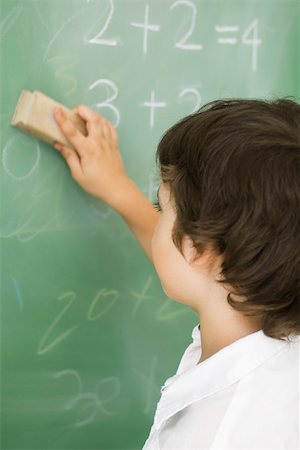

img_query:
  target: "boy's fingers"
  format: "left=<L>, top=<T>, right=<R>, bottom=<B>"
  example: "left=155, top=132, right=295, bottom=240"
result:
left=75, top=104, right=113, bottom=140
left=54, top=143, right=82, bottom=179
left=102, top=122, right=110, bottom=140
left=75, top=104, right=101, bottom=122
left=54, top=108, right=86, bottom=157
left=105, top=121, right=113, bottom=141
left=108, top=122, right=118, bottom=146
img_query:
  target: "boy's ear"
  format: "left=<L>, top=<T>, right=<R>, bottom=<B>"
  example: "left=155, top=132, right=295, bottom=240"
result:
left=181, top=235, right=203, bottom=265
left=181, top=235, right=219, bottom=270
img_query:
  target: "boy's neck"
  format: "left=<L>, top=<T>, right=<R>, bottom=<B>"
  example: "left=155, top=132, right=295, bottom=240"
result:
left=197, top=313, right=262, bottom=364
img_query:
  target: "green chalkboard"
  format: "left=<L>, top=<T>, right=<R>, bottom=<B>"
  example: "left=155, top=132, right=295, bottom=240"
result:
left=1, top=0, right=299, bottom=448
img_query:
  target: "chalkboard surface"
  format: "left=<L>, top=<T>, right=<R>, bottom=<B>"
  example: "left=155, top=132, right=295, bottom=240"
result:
left=1, top=0, right=299, bottom=449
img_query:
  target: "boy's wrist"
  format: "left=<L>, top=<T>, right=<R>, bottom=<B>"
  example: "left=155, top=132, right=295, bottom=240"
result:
left=98, top=175, right=140, bottom=213
left=97, top=175, right=159, bottom=263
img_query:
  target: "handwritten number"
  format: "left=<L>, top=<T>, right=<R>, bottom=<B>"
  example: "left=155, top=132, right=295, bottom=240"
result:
left=88, top=79, right=120, bottom=127
left=178, top=87, right=202, bottom=114
left=242, top=19, right=262, bottom=72
left=47, top=55, right=78, bottom=96
left=170, top=0, right=203, bottom=50
left=37, top=292, right=79, bottom=355
left=53, top=369, right=83, bottom=410
left=2, top=137, right=40, bottom=181
left=87, top=0, right=118, bottom=46
left=87, top=288, right=119, bottom=321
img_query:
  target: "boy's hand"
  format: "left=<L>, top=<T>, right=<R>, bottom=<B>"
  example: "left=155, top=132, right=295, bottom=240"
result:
left=53, top=104, right=160, bottom=263
left=53, top=105, right=129, bottom=205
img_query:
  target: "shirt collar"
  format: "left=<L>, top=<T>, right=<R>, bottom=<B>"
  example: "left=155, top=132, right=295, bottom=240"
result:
left=191, top=323, right=201, bottom=342
left=154, top=325, right=296, bottom=430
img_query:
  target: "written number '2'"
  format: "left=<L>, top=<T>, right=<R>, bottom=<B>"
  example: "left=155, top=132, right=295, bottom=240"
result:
left=87, top=0, right=203, bottom=52
left=87, top=0, right=119, bottom=46
left=37, top=292, right=79, bottom=355
left=171, top=0, right=203, bottom=50
left=37, top=289, right=119, bottom=356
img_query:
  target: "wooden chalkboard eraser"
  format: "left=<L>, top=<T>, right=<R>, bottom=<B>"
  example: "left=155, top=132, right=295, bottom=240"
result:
left=11, top=90, right=88, bottom=150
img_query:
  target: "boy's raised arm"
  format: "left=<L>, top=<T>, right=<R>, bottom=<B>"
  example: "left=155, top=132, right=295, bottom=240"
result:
left=53, top=104, right=159, bottom=264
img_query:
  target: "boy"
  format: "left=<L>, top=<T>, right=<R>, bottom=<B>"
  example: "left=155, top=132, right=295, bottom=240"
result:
left=53, top=98, right=300, bottom=449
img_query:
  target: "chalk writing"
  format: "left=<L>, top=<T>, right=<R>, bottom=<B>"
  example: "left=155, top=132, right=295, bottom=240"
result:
left=170, top=0, right=203, bottom=50
left=179, top=86, right=202, bottom=113
left=142, top=90, right=167, bottom=128
left=47, top=55, right=79, bottom=96
left=129, top=276, right=154, bottom=316
left=0, top=5, right=23, bottom=40
left=11, top=277, right=23, bottom=310
left=216, top=25, right=239, bottom=44
left=3, top=0, right=293, bottom=445
left=53, top=369, right=83, bottom=410
left=2, top=136, right=40, bottom=180
left=36, top=276, right=186, bottom=356
left=132, top=356, right=159, bottom=414
left=37, top=287, right=120, bottom=354
left=37, top=292, right=79, bottom=355
left=43, top=8, right=88, bottom=63
left=52, top=369, right=120, bottom=426
left=88, top=79, right=120, bottom=126
left=87, top=288, right=119, bottom=321
left=242, top=19, right=261, bottom=72
left=130, top=4, right=160, bottom=55
left=96, top=376, right=121, bottom=415
left=216, top=19, right=261, bottom=71
left=83, top=1, right=261, bottom=72
left=87, top=0, right=120, bottom=46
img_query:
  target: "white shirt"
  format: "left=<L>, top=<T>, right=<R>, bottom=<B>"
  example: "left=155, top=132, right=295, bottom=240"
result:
left=142, top=324, right=300, bottom=450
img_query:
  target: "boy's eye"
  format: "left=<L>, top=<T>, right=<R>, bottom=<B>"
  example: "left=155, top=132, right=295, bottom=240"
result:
left=153, top=201, right=162, bottom=212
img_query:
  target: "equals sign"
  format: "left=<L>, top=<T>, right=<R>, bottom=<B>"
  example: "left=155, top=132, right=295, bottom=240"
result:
left=215, top=25, right=239, bottom=44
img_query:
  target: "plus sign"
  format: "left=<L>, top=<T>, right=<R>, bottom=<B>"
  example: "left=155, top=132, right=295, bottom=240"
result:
left=143, top=91, right=167, bottom=128
left=129, top=276, right=154, bottom=316
left=130, top=4, right=160, bottom=55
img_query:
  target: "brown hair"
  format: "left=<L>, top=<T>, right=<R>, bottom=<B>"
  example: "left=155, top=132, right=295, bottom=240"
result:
left=156, top=97, right=300, bottom=341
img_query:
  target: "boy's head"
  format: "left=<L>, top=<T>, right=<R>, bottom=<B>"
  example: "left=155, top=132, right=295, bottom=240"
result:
left=152, top=97, right=300, bottom=341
